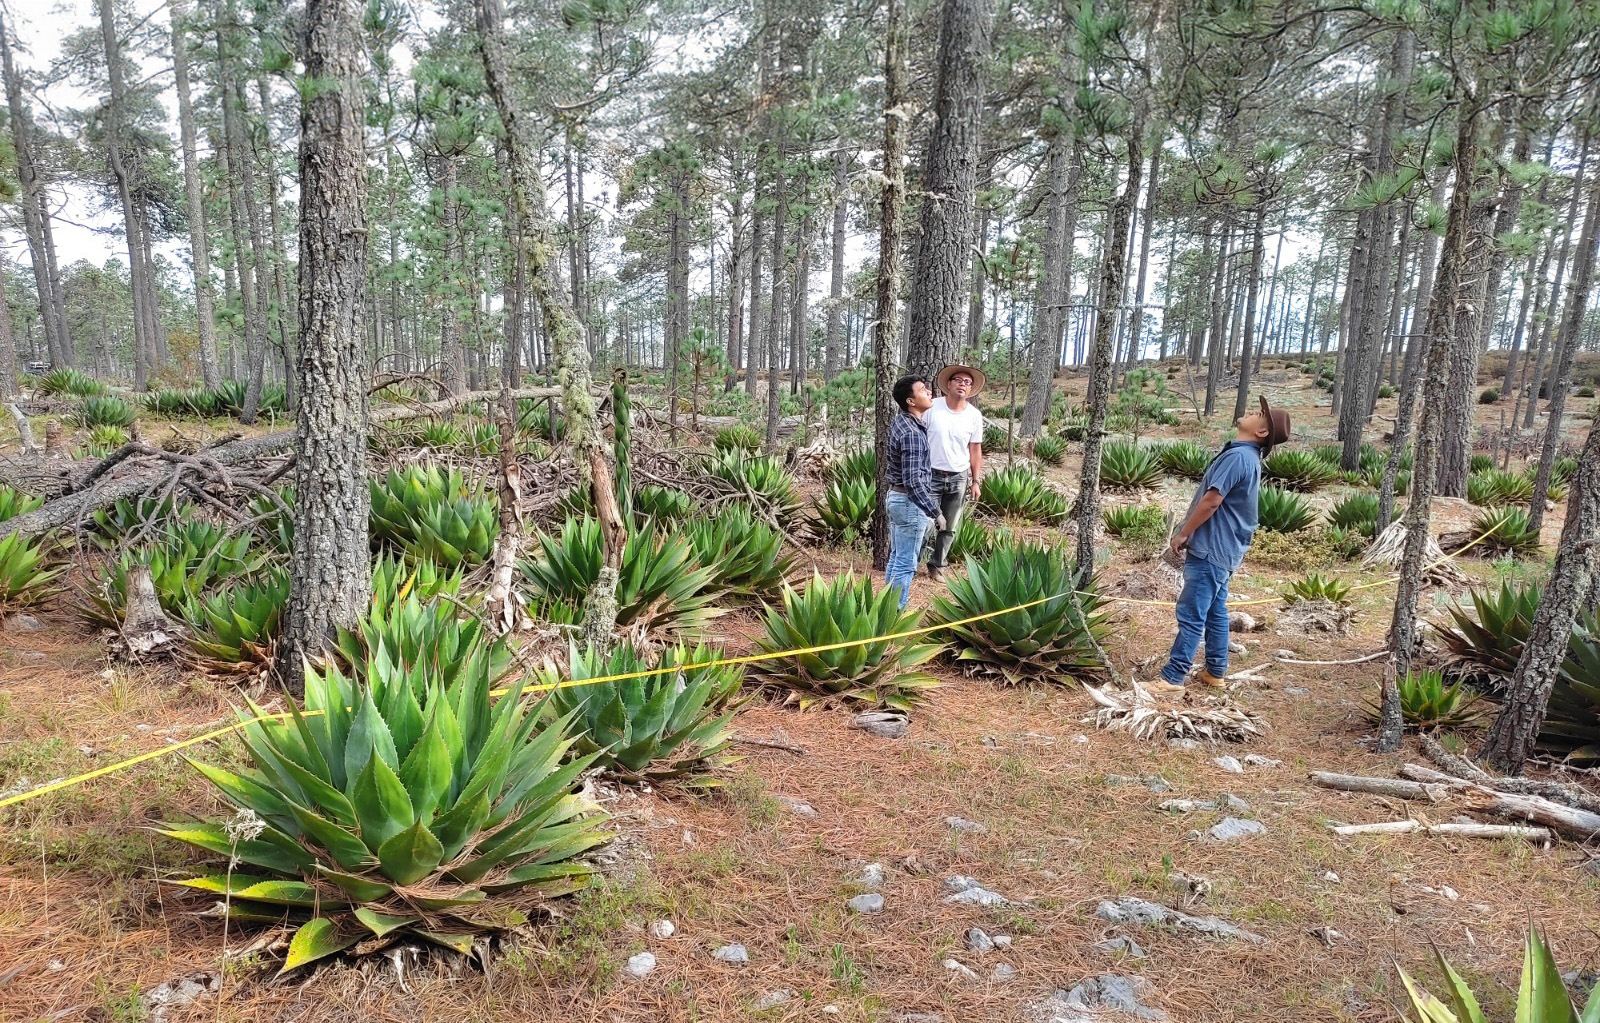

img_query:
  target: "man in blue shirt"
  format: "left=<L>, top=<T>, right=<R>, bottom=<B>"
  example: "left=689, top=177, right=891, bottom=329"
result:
left=1149, top=395, right=1291, bottom=695
left=884, top=375, right=945, bottom=609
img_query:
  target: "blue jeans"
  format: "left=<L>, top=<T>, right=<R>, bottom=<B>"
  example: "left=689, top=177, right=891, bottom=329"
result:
left=885, top=491, right=931, bottom=609
left=1160, top=555, right=1233, bottom=684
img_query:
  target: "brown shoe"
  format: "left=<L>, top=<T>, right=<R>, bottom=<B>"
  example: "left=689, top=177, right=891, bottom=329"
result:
left=1144, top=678, right=1187, bottom=697
left=927, top=566, right=944, bottom=582
left=1196, top=669, right=1227, bottom=688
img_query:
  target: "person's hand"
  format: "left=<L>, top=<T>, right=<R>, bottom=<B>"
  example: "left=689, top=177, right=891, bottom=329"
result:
left=970, top=478, right=982, bottom=501
left=1169, top=533, right=1188, bottom=558
left=935, top=513, right=947, bottom=532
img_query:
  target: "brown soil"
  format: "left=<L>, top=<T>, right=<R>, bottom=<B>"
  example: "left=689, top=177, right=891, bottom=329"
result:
left=1, top=366, right=1597, bottom=1023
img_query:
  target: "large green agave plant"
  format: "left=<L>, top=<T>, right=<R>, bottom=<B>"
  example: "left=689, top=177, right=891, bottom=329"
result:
left=336, top=594, right=511, bottom=694
left=85, top=529, right=260, bottom=628
left=1467, top=469, right=1534, bottom=507
left=1363, top=668, right=1484, bottom=730
left=929, top=540, right=1109, bottom=686
left=1469, top=505, right=1540, bottom=557
left=975, top=464, right=1069, bottom=523
left=88, top=494, right=193, bottom=547
left=1257, top=485, right=1316, bottom=532
left=36, top=367, right=106, bottom=397
left=1398, top=926, right=1600, bottom=1022
left=520, top=516, right=722, bottom=637
left=369, top=553, right=465, bottom=617
left=1328, top=493, right=1381, bottom=537
left=811, top=477, right=876, bottom=544
left=538, top=642, right=743, bottom=786
left=0, top=533, right=62, bottom=608
left=0, top=484, right=43, bottom=523
left=369, top=465, right=498, bottom=570
left=1156, top=440, right=1211, bottom=480
left=753, top=572, right=941, bottom=711
left=1263, top=449, right=1338, bottom=492
left=182, top=568, right=289, bottom=676
left=681, top=505, right=793, bottom=600
left=828, top=448, right=877, bottom=488
left=1099, top=441, right=1163, bottom=491
left=1548, top=614, right=1600, bottom=761
left=71, top=395, right=137, bottom=429
left=163, top=641, right=610, bottom=971
left=706, top=451, right=802, bottom=526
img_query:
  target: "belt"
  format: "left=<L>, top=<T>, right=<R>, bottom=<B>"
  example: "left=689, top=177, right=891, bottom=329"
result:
left=889, top=484, right=908, bottom=494
left=932, top=468, right=966, bottom=477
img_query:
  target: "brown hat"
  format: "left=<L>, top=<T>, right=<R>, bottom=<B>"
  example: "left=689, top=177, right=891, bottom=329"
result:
left=936, top=364, right=986, bottom=397
left=1258, top=395, right=1291, bottom=455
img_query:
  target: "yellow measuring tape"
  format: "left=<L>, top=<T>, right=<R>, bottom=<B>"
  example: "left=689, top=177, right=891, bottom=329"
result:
left=0, top=526, right=1493, bottom=812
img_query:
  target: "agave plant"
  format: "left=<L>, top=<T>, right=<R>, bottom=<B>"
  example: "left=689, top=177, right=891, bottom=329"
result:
left=465, top=422, right=501, bottom=456
left=1283, top=571, right=1351, bottom=605
left=828, top=448, right=877, bottom=488
left=713, top=424, right=763, bottom=454
left=416, top=420, right=465, bottom=449
left=84, top=424, right=129, bottom=455
left=210, top=379, right=250, bottom=416
left=1363, top=668, right=1484, bottom=730
left=248, top=488, right=296, bottom=555
left=0, top=484, right=42, bottom=523
left=948, top=515, right=998, bottom=563
left=1257, top=486, right=1316, bottom=533
left=929, top=540, right=1109, bottom=686
left=521, top=517, right=722, bottom=637
left=1469, top=505, right=1540, bottom=557
left=369, top=465, right=498, bottom=570
left=1467, top=469, right=1534, bottom=507
left=1439, top=581, right=1541, bottom=684
left=811, top=477, right=876, bottom=544
left=681, top=505, right=793, bottom=600
left=85, top=529, right=261, bottom=628
left=88, top=494, right=195, bottom=547
left=181, top=568, right=289, bottom=676
left=1469, top=453, right=1495, bottom=474
left=1156, top=440, right=1211, bottom=480
left=36, top=367, right=106, bottom=397
left=1328, top=493, right=1381, bottom=537
left=368, top=552, right=465, bottom=617
left=539, top=642, right=743, bottom=786
left=634, top=485, right=695, bottom=525
left=163, top=630, right=609, bottom=971
left=707, top=451, right=802, bottom=526
left=1547, top=614, right=1600, bottom=761
left=71, top=395, right=138, bottom=429
left=1102, top=503, right=1166, bottom=539
left=335, top=594, right=512, bottom=698
left=975, top=464, right=1069, bottom=523
left=0, top=533, right=62, bottom=607
left=1397, top=926, right=1600, bottom=1022
left=1263, top=449, right=1338, bottom=492
left=753, top=572, right=941, bottom=711
left=1100, top=441, right=1163, bottom=491
left=1031, top=434, right=1066, bottom=467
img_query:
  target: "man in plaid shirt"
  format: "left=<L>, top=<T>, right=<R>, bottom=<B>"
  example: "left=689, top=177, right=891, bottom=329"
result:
left=884, top=375, right=944, bottom=608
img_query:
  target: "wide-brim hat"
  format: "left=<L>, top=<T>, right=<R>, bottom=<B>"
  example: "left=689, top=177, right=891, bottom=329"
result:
left=1259, top=394, right=1291, bottom=455
left=936, top=364, right=986, bottom=397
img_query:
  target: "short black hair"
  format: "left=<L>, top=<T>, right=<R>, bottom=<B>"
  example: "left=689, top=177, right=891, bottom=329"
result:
left=892, top=375, right=926, bottom=413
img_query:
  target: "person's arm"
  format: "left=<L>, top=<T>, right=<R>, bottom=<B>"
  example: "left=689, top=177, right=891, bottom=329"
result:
left=904, top=430, right=942, bottom=520
left=968, top=441, right=983, bottom=499
left=1170, top=490, right=1224, bottom=556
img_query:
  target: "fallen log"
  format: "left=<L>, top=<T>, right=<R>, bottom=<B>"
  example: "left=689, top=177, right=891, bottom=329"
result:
left=1400, top=763, right=1600, bottom=839
left=1417, top=735, right=1600, bottom=815
left=0, top=387, right=562, bottom=541
left=1309, top=771, right=1460, bottom=802
left=1329, top=820, right=1551, bottom=840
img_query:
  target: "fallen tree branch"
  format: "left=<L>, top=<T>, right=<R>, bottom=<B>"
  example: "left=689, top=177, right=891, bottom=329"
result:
left=1274, top=649, right=1390, bottom=666
left=1329, top=820, right=1551, bottom=840
left=5, top=403, right=36, bottom=455
left=732, top=736, right=809, bottom=756
left=1402, top=761, right=1600, bottom=818
left=1309, top=771, right=1461, bottom=802
left=0, top=387, right=563, bottom=540
left=1416, top=734, right=1600, bottom=814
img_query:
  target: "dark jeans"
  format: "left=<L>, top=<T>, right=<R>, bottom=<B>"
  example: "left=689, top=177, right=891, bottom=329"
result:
left=928, top=469, right=969, bottom=570
left=1159, top=555, right=1232, bottom=684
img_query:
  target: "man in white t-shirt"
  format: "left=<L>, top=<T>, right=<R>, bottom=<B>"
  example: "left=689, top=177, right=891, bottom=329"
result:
left=924, top=364, right=985, bottom=581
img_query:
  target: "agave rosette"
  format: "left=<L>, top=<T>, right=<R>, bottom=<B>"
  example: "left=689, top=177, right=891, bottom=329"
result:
left=181, top=568, right=290, bottom=676
left=975, top=464, right=1069, bottom=523
left=929, top=539, right=1110, bottom=686
left=0, top=533, right=63, bottom=607
left=538, top=642, right=743, bottom=786
left=163, top=639, right=610, bottom=971
left=706, top=451, right=802, bottom=526
left=681, top=505, right=793, bottom=600
left=369, top=464, right=498, bottom=570
left=810, top=476, right=877, bottom=544
left=1099, top=441, right=1163, bottom=491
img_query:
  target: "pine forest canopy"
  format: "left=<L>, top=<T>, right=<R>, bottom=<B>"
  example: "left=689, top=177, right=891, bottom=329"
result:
left=0, top=0, right=1596, bottom=462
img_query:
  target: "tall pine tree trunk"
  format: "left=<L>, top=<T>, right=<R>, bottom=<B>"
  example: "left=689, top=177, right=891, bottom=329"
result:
left=871, top=0, right=908, bottom=573
left=1231, top=201, right=1269, bottom=425
left=99, top=0, right=155, bottom=389
left=1020, top=129, right=1078, bottom=437
left=903, top=0, right=991, bottom=381
left=172, top=0, right=220, bottom=388
left=257, top=74, right=297, bottom=411
left=824, top=150, right=848, bottom=383
left=279, top=0, right=371, bottom=692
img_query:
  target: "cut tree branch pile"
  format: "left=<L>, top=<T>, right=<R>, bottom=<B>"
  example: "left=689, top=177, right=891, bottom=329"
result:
left=0, top=387, right=562, bottom=541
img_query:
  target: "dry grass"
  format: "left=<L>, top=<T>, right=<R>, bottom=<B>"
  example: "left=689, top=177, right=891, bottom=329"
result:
left=2, top=369, right=1598, bottom=1022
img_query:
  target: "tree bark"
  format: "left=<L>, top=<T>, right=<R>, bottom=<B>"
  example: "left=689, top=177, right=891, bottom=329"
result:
left=1528, top=163, right=1600, bottom=535
left=1523, top=136, right=1589, bottom=430
left=764, top=143, right=789, bottom=452
left=98, top=0, right=156, bottom=389
left=824, top=150, right=849, bottom=383
left=1021, top=130, right=1080, bottom=437
left=277, top=0, right=371, bottom=693
left=725, top=184, right=746, bottom=385
left=1203, top=225, right=1230, bottom=416
left=745, top=184, right=766, bottom=397
left=1384, top=93, right=1483, bottom=752
left=440, top=155, right=467, bottom=394
left=172, top=1, right=220, bottom=388
left=216, top=14, right=267, bottom=418
left=256, top=73, right=297, bottom=411
left=871, top=0, right=908, bottom=573
left=1124, top=136, right=1161, bottom=374
left=1231, top=200, right=1269, bottom=425
left=1074, top=125, right=1143, bottom=588
left=0, top=254, right=16, bottom=397
left=476, top=0, right=622, bottom=646
left=903, top=0, right=991, bottom=381
left=1436, top=169, right=1500, bottom=496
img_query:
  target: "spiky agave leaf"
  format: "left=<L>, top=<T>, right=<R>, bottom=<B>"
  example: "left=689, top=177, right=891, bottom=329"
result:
left=929, top=539, right=1109, bottom=686
left=163, top=627, right=610, bottom=972
left=520, top=516, right=723, bottom=637
left=1257, top=486, right=1316, bottom=532
left=634, top=485, right=695, bottom=525
left=335, top=594, right=511, bottom=694
left=70, top=395, right=137, bottom=429
left=1102, top=503, right=1165, bottom=538
left=87, top=494, right=193, bottom=547
left=681, top=505, right=794, bottom=600
left=0, top=484, right=43, bottom=523
left=181, top=568, right=289, bottom=676
left=713, top=424, right=762, bottom=454
left=1467, top=469, right=1533, bottom=507
left=1468, top=505, right=1540, bottom=557
left=0, top=533, right=63, bottom=608
left=752, top=572, right=941, bottom=711
left=1100, top=441, right=1163, bottom=491
left=810, top=477, right=876, bottom=545
left=1156, top=440, right=1211, bottom=480
left=1262, top=449, right=1338, bottom=492
left=1539, top=611, right=1600, bottom=762
left=1031, top=434, right=1066, bottom=466
left=1328, top=493, right=1380, bottom=537
left=975, top=464, right=1069, bottom=523
left=84, top=528, right=261, bottom=628
left=1362, top=668, right=1484, bottom=730
left=1438, top=581, right=1540, bottom=686
left=538, top=641, right=743, bottom=786
left=35, top=367, right=106, bottom=397
left=368, top=464, right=498, bottom=570
left=827, top=447, right=878, bottom=488
left=706, top=451, right=802, bottom=526
left=1282, top=571, right=1351, bottom=605
left=368, top=553, right=465, bottom=617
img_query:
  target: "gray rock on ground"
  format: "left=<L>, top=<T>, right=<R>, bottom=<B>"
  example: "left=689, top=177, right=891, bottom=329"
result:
left=944, top=875, right=1017, bottom=908
left=1206, top=816, right=1268, bottom=842
left=1094, top=897, right=1265, bottom=944
left=858, top=862, right=887, bottom=889
left=946, top=816, right=988, bottom=834
left=850, top=711, right=910, bottom=738
left=775, top=795, right=817, bottom=817
left=647, top=919, right=675, bottom=939
left=1091, top=935, right=1148, bottom=958
left=967, top=927, right=994, bottom=952
left=847, top=893, right=885, bottom=914
left=712, top=942, right=749, bottom=964
left=753, top=989, right=797, bottom=1011
left=1056, top=974, right=1167, bottom=1021
left=1212, top=755, right=1244, bottom=774
left=624, top=952, right=658, bottom=979
left=942, top=958, right=982, bottom=982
